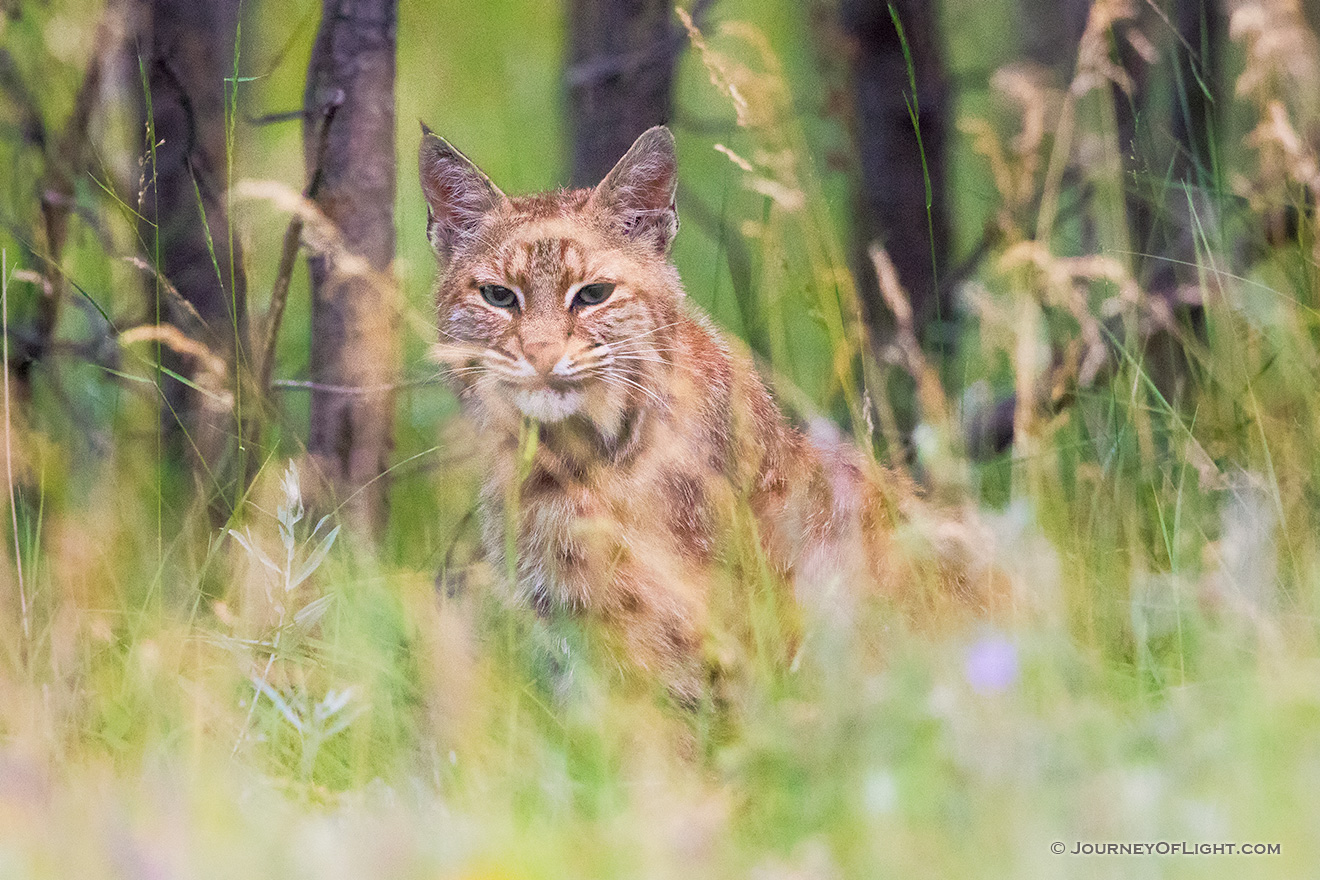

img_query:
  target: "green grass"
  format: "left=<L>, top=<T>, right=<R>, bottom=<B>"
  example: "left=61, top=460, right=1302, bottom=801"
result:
left=2, top=0, right=1320, bottom=877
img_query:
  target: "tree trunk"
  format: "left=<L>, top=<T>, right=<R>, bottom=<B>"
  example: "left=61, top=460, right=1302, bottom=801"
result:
left=1139, top=0, right=1224, bottom=296
left=1137, top=0, right=1223, bottom=402
left=842, top=0, right=952, bottom=352
left=1018, top=0, right=1223, bottom=298
left=138, top=0, right=251, bottom=504
left=566, top=0, right=678, bottom=186
left=1017, top=0, right=1091, bottom=70
left=969, top=0, right=1225, bottom=456
left=1171, top=0, right=1223, bottom=183
left=303, top=0, right=398, bottom=539
left=1306, top=2, right=1320, bottom=44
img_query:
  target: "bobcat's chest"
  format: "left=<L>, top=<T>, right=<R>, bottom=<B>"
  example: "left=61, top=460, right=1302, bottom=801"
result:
left=498, top=417, right=723, bottom=615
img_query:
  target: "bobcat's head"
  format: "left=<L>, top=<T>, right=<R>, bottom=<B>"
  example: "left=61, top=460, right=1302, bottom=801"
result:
left=420, top=126, right=682, bottom=434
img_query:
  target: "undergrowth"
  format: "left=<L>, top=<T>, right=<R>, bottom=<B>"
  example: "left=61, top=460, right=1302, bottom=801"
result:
left=1, top=0, right=1319, bottom=878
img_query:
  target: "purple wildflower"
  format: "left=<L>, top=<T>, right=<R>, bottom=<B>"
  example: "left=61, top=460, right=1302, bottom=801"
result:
left=965, top=634, right=1019, bottom=693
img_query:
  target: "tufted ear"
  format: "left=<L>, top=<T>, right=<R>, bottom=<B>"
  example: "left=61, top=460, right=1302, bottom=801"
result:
left=589, top=126, right=679, bottom=254
left=418, top=123, right=505, bottom=263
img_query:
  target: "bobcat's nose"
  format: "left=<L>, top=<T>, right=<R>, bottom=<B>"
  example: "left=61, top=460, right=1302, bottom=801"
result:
left=522, top=338, right=565, bottom=376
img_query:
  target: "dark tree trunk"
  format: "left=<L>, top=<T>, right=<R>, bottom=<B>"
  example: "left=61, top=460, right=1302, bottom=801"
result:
left=1017, top=0, right=1091, bottom=70
left=842, top=0, right=952, bottom=351
left=303, top=0, right=398, bottom=539
left=1091, top=1, right=1222, bottom=409
left=1170, top=0, right=1223, bottom=183
left=0, top=8, right=114, bottom=402
left=138, top=0, right=251, bottom=499
left=1134, top=0, right=1224, bottom=296
left=968, top=0, right=1225, bottom=457
left=566, top=0, right=678, bottom=187
left=1018, top=0, right=1223, bottom=298
left=1134, top=0, right=1223, bottom=403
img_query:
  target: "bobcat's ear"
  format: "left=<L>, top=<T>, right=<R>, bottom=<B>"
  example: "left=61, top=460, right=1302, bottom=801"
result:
left=418, top=123, right=505, bottom=263
left=590, top=126, right=679, bottom=254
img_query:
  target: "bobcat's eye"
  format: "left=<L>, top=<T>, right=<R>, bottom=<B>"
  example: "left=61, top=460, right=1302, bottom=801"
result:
left=479, top=284, right=518, bottom=309
left=573, top=282, right=616, bottom=308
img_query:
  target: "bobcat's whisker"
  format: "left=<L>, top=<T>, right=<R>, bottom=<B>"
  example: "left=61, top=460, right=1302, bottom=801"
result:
left=597, top=371, right=666, bottom=410
left=601, top=349, right=680, bottom=363
left=566, top=347, right=617, bottom=372
left=607, top=353, right=672, bottom=367
left=597, top=347, right=678, bottom=366
left=435, top=327, right=475, bottom=343
left=622, top=318, right=684, bottom=337
left=600, top=339, right=682, bottom=355
left=551, top=364, right=590, bottom=379
left=453, top=374, right=500, bottom=400
left=442, top=366, right=489, bottom=382
left=430, top=342, right=489, bottom=363
left=481, top=362, right=534, bottom=381
left=605, top=320, right=683, bottom=347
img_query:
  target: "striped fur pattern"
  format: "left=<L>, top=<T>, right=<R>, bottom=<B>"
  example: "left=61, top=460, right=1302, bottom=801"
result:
left=420, top=125, right=905, bottom=703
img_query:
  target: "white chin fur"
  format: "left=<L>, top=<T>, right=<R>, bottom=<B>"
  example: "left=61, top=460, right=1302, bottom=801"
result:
left=512, top=387, right=584, bottom=422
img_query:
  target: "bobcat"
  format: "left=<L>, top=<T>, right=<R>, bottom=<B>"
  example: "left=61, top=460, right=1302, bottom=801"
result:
left=420, top=125, right=913, bottom=703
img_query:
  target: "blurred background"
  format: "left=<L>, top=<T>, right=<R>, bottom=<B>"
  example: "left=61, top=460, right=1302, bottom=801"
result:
left=1, top=0, right=1320, bottom=877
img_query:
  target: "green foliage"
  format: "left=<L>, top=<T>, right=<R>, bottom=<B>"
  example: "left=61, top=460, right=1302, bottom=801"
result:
left=2, top=0, right=1320, bottom=877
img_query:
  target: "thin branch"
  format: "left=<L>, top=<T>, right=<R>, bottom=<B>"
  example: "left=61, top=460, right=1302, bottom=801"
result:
left=270, top=375, right=441, bottom=395
left=258, top=95, right=340, bottom=397
left=122, top=256, right=212, bottom=334
left=0, top=48, right=48, bottom=151
left=868, top=242, right=950, bottom=430
left=564, top=0, right=718, bottom=89
left=247, top=108, right=308, bottom=126
left=26, top=5, right=127, bottom=389
left=1, top=251, right=28, bottom=653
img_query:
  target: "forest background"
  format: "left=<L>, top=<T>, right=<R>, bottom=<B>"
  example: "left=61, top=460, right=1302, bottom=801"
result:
left=1, top=0, right=1319, bottom=877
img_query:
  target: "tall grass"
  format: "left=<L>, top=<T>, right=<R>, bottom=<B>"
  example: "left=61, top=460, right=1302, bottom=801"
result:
left=0, top=0, right=1319, bottom=877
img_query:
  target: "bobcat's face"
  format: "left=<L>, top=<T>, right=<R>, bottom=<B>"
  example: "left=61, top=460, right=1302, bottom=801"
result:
left=421, top=127, right=681, bottom=429
left=435, top=205, right=676, bottom=425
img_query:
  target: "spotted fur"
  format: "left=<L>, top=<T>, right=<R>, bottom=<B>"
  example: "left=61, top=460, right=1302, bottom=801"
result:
left=420, top=125, right=908, bottom=703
